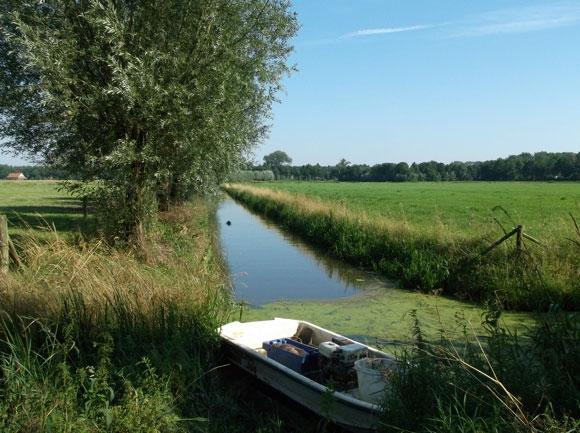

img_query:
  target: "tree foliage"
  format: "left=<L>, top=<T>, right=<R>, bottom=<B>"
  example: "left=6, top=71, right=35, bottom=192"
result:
left=262, top=149, right=292, bottom=179
left=0, top=0, right=297, bottom=242
left=253, top=152, right=580, bottom=182
left=263, top=150, right=292, bottom=168
left=229, top=169, right=275, bottom=181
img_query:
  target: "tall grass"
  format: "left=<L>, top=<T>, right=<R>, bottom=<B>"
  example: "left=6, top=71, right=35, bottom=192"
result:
left=0, top=199, right=283, bottom=432
left=224, top=184, right=579, bottom=311
left=379, top=308, right=580, bottom=433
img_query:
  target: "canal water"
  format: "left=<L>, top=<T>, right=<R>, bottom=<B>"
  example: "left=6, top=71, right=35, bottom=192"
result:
left=217, top=197, right=396, bottom=306
left=217, top=196, right=535, bottom=342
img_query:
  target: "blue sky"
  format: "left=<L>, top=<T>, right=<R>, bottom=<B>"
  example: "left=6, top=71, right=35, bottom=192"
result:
left=257, top=0, right=580, bottom=165
left=2, top=0, right=580, bottom=166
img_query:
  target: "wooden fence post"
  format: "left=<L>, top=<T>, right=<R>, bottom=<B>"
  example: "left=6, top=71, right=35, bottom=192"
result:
left=481, top=226, right=519, bottom=256
left=482, top=223, right=543, bottom=258
left=9, top=239, right=23, bottom=270
left=515, top=225, right=523, bottom=253
left=0, top=215, right=8, bottom=274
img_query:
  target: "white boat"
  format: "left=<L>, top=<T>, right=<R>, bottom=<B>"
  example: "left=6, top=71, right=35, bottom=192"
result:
left=219, top=318, right=397, bottom=432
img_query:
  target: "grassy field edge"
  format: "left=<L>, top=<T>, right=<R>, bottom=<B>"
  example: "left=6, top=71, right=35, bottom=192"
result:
left=223, top=183, right=579, bottom=311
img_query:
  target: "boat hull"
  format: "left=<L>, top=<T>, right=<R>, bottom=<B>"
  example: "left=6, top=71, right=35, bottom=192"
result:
left=222, top=338, right=380, bottom=432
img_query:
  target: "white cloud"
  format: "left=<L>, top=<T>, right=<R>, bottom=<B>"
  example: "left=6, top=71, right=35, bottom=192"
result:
left=340, top=25, right=431, bottom=39
left=451, top=3, right=580, bottom=37
left=304, top=2, right=580, bottom=47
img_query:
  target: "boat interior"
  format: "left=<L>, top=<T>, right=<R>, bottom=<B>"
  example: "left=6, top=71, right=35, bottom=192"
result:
left=221, top=318, right=393, bottom=404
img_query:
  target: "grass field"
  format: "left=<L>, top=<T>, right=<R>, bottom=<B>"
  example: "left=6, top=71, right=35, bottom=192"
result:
left=258, top=181, right=580, bottom=240
left=225, top=182, right=579, bottom=432
left=1, top=181, right=577, bottom=432
left=0, top=180, right=94, bottom=238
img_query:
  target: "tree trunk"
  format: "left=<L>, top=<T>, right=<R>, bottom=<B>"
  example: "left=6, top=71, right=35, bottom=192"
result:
left=157, top=179, right=170, bottom=212
left=169, top=175, right=181, bottom=205
left=125, top=159, right=148, bottom=248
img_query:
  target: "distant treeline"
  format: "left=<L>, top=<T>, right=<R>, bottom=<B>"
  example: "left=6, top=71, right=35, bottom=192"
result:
left=0, top=164, right=69, bottom=180
left=252, top=152, right=580, bottom=182
left=5, top=152, right=580, bottom=183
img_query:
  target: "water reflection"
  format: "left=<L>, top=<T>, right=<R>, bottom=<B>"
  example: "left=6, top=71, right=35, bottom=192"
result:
left=217, top=197, right=396, bottom=305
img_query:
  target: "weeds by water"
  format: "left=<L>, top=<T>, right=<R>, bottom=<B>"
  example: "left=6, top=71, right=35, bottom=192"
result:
left=224, top=184, right=579, bottom=311
left=379, top=308, right=579, bottom=433
left=224, top=183, right=579, bottom=430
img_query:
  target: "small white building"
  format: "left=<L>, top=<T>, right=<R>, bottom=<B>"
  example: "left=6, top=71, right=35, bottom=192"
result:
left=6, top=172, right=27, bottom=180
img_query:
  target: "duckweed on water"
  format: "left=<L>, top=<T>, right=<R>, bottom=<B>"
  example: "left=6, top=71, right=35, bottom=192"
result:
left=240, top=289, right=538, bottom=346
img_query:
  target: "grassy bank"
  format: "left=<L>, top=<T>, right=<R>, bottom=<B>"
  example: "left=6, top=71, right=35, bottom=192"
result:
left=223, top=184, right=579, bottom=311
left=3, top=182, right=577, bottom=432
left=0, top=185, right=287, bottom=432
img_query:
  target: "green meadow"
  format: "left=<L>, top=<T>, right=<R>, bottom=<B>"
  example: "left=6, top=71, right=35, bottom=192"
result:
left=0, top=180, right=94, bottom=238
left=258, top=181, right=580, bottom=240
left=0, top=182, right=577, bottom=432
left=0, top=181, right=290, bottom=433
left=224, top=181, right=579, bottom=432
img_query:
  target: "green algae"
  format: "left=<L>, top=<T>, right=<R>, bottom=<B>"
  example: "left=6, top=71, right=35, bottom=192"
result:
left=240, top=288, right=538, bottom=348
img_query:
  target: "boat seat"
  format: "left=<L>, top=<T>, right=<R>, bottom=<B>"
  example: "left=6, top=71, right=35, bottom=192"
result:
left=220, top=319, right=300, bottom=350
left=294, top=323, right=336, bottom=346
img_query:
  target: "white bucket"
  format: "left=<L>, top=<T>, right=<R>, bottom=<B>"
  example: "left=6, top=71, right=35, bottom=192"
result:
left=354, top=357, right=397, bottom=403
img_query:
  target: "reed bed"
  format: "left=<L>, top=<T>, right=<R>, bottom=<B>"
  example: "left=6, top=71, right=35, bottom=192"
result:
left=224, top=183, right=580, bottom=311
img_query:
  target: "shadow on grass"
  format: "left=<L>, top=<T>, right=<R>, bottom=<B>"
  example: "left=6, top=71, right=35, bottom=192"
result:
left=54, top=197, right=83, bottom=203
left=0, top=205, right=95, bottom=235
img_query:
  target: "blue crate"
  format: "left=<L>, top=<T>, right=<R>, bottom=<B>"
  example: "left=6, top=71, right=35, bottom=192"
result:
left=262, top=338, right=320, bottom=373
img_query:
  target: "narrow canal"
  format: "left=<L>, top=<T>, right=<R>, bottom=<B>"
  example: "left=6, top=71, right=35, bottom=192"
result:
left=217, top=196, right=396, bottom=306
left=217, top=196, right=535, bottom=343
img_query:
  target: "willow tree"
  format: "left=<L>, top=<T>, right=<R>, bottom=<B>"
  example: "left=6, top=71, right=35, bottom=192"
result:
left=0, top=0, right=297, bottom=244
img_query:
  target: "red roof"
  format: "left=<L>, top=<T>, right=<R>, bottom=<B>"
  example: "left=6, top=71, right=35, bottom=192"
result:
left=6, top=172, right=26, bottom=180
